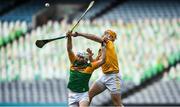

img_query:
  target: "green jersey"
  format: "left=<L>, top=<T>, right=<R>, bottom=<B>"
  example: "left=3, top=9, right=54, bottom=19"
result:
left=68, top=70, right=91, bottom=93
left=67, top=52, right=99, bottom=93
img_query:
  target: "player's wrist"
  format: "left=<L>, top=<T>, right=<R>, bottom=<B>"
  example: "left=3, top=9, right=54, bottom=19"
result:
left=75, top=32, right=79, bottom=36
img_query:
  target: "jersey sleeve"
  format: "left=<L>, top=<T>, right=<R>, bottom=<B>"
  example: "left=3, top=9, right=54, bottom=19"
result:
left=68, top=51, right=77, bottom=64
left=85, top=61, right=100, bottom=73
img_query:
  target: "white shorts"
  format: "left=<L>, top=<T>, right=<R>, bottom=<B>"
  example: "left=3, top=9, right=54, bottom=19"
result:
left=68, top=89, right=89, bottom=106
left=95, top=72, right=122, bottom=94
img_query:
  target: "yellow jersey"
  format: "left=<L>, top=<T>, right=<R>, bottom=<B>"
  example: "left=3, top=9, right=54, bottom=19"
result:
left=102, top=40, right=119, bottom=73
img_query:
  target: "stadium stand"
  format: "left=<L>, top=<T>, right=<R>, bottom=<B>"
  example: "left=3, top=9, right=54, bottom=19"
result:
left=0, top=0, right=45, bottom=23
left=0, top=79, right=67, bottom=105
left=0, top=18, right=179, bottom=105
left=0, top=0, right=180, bottom=106
left=0, top=1, right=13, bottom=12
left=1, top=19, right=179, bottom=83
left=74, top=0, right=114, bottom=20
left=123, top=64, right=180, bottom=105
left=0, top=21, right=28, bottom=47
left=97, top=0, right=180, bottom=21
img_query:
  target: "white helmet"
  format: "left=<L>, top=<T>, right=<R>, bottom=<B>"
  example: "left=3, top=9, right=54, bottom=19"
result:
left=77, top=52, right=89, bottom=60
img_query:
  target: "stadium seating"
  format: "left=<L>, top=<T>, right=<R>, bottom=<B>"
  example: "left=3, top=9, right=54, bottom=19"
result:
left=0, top=0, right=44, bottom=23
left=0, top=21, right=28, bottom=47
left=0, top=79, right=67, bottom=104
left=0, top=18, right=179, bottom=84
left=0, top=0, right=180, bottom=105
left=74, top=0, right=113, bottom=20
left=97, top=0, right=180, bottom=21
left=123, top=79, right=180, bottom=104
left=123, top=64, right=180, bottom=104
left=1, top=0, right=110, bottom=23
left=0, top=1, right=13, bottom=12
left=163, top=63, right=180, bottom=81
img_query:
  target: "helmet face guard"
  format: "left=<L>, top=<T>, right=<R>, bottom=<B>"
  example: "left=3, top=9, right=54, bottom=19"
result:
left=77, top=52, right=89, bottom=60
left=72, top=52, right=90, bottom=68
left=73, top=52, right=91, bottom=68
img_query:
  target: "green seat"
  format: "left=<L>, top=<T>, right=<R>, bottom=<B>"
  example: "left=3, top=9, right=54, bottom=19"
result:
left=3, top=37, right=10, bottom=44
left=141, top=73, right=147, bottom=82
left=178, top=52, right=180, bottom=61
left=177, top=75, right=180, bottom=81
left=123, top=75, right=133, bottom=81
left=9, top=32, right=16, bottom=40
left=35, top=74, right=40, bottom=81
left=150, top=66, right=158, bottom=76
left=175, top=52, right=180, bottom=61
left=14, top=75, right=20, bottom=81
left=0, top=38, right=4, bottom=46
left=156, top=63, right=164, bottom=73
left=168, top=55, right=176, bottom=66
left=144, top=69, right=152, bottom=79
left=172, top=53, right=177, bottom=62
left=15, top=30, right=23, bottom=38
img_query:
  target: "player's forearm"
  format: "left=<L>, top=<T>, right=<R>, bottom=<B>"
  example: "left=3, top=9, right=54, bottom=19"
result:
left=67, top=36, right=72, bottom=51
left=89, top=56, right=95, bottom=62
left=77, top=32, right=103, bottom=43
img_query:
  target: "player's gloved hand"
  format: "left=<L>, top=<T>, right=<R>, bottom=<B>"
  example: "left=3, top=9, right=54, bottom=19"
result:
left=66, top=31, right=72, bottom=37
left=87, top=48, right=94, bottom=57
left=71, top=32, right=79, bottom=37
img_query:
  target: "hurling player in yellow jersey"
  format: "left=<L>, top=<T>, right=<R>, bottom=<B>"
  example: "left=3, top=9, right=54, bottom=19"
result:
left=71, top=30, right=123, bottom=107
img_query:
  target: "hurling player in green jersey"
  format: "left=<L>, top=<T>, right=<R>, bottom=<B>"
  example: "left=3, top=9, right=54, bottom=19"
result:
left=66, top=31, right=106, bottom=107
